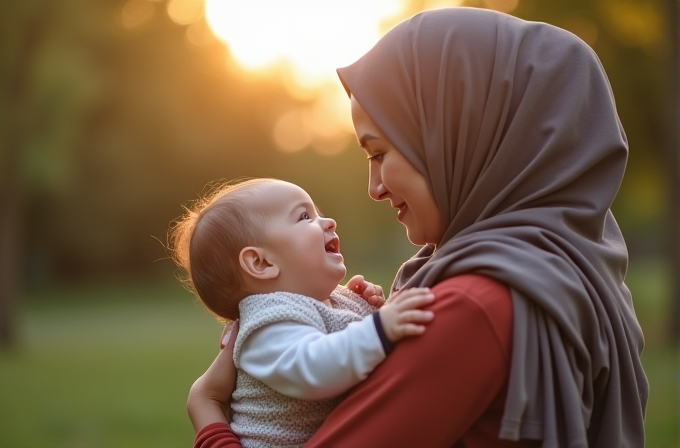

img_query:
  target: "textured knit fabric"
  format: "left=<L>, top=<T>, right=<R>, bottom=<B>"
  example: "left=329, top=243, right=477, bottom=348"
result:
left=230, top=286, right=378, bottom=448
left=337, top=7, right=647, bottom=447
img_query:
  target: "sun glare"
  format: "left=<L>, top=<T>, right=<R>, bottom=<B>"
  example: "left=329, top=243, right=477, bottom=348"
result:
left=122, top=0, right=510, bottom=153
left=205, top=0, right=404, bottom=85
left=202, top=0, right=407, bottom=154
left=200, top=0, right=484, bottom=154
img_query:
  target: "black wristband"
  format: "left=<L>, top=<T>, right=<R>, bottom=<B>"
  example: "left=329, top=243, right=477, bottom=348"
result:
left=372, top=311, right=394, bottom=355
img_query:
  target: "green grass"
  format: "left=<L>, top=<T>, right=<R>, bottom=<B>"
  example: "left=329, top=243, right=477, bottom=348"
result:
left=626, top=260, right=679, bottom=447
left=0, top=281, right=222, bottom=448
left=0, top=270, right=677, bottom=447
left=642, top=345, right=679, bottom=448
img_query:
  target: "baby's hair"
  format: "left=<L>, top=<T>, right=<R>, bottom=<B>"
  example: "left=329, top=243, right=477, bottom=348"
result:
left=169, top=177, right=274, bottom=322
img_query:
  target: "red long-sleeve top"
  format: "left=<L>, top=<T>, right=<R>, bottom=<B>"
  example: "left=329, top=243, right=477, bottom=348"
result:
left=194, top=274, right=540, bottom=448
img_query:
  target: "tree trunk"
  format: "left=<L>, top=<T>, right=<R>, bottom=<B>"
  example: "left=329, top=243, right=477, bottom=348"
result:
left=0, top=186, right=21, bottom=348
left=668, top=0, right=680, bottom=343
left=0, top=2, right=50, bottom=349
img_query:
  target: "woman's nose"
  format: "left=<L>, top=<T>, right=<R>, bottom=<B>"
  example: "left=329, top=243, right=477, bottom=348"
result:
left=368, top=167, right=388, bottom=201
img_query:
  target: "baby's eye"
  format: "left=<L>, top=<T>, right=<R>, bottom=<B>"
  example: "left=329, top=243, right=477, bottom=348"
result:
left=300, top=211, right=310, bottom=221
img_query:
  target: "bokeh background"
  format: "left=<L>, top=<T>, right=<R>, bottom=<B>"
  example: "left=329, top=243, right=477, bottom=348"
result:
left=1, top=0, right=678, bottom=447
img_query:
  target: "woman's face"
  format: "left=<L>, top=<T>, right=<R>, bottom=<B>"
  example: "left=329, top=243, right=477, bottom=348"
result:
left=350, top=96, right=444, bottom=246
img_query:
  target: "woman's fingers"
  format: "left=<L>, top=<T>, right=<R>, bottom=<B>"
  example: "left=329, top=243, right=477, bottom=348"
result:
left=220, top=319, right=239, bottom=349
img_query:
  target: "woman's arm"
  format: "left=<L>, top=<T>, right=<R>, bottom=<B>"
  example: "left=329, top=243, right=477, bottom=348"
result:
left=305, top=274, right=515, bottom=448
left=188, top=322, right=238, bottom=433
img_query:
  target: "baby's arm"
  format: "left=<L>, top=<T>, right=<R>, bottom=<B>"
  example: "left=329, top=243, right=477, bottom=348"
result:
left=239, top=288, right=434, bottom=401
left=239, top=316, right=382, bottom=400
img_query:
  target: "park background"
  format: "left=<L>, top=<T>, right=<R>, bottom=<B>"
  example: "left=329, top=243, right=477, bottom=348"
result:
left=1, top=0, right=678, bottom=447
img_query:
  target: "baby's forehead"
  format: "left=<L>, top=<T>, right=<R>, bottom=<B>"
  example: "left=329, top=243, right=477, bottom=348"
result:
left=249, top=180, right=314, bottom=211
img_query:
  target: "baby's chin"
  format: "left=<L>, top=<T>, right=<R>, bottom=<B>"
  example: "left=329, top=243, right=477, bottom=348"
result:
left=335, top=265, right=348, bottom=283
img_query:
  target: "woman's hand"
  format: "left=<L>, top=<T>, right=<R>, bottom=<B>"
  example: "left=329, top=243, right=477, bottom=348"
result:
left=187, top=320, right=239, bottom=433
left=346, top=275, right=385, bottom=307
left=379, top=288, right=434, bottom=342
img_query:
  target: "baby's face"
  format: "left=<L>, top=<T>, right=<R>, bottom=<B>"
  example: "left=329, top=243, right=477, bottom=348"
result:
left=254, top=180, right=346, bottom=301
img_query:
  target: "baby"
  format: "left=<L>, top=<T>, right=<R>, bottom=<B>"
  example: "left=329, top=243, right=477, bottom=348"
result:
left=171, top=178, right=434, bottom=447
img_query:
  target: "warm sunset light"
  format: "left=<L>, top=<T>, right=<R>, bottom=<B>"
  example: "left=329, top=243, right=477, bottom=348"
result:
left=197, top=0, right=488, bottom=154
left=202, top=0, right=410, bottom=154
left=204, top=0, right=404, bottom=86
left=119, top=0, right=523, bottom=154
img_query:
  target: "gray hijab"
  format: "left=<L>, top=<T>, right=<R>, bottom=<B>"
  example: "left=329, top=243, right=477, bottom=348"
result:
left=338, top=7, right=647, bottom=447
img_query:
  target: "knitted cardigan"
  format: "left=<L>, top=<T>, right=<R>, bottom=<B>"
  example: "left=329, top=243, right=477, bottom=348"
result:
left=230, top=286, right=378, bottom=448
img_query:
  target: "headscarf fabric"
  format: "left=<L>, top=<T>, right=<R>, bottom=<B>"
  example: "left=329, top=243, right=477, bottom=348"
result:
left=337, top=8, right=647, bottom=447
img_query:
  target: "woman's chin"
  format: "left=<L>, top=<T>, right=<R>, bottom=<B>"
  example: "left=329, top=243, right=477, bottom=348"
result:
left=405, top=229, right=426, bottom=247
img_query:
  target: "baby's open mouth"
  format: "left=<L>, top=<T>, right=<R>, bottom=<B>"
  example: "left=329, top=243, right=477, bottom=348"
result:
left=325, top=237, right=339, bottom=254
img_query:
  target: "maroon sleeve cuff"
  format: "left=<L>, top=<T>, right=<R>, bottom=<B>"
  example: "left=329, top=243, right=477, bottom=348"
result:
left=194, top=422, right=242, bottom=448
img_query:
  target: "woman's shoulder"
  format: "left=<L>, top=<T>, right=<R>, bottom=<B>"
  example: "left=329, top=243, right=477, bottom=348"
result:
left=433, top=273, right=510, bottom=301
left=432, top=274, right=513, bottom=353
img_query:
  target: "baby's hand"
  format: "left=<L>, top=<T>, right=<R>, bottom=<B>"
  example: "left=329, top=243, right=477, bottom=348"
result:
left=346, top=275, right=385, bottom=308
left=380, top=288, right=435, bottom=343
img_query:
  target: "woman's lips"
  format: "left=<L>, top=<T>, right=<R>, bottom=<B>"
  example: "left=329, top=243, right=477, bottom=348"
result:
left=395, top=203, right=407, bottom=222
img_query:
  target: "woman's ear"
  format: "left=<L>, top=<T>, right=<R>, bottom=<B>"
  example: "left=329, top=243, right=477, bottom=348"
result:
left=239, top=246, right=279, bottom=280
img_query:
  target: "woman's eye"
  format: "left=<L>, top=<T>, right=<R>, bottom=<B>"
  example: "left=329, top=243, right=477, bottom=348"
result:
left=368, top=153, right=384, bottom=162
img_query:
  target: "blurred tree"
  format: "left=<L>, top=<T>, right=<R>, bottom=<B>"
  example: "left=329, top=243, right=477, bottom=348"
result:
left=0, top=0, right=99, bottom=347
left=667, top=0, right=679, bottom=341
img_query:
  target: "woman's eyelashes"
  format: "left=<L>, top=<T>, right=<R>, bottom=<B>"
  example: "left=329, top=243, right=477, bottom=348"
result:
left=367, top=152, right=384, bottom=162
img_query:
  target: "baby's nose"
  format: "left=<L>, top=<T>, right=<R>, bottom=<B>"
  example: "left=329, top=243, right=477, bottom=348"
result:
left=321, top=217, right=336, bottom=231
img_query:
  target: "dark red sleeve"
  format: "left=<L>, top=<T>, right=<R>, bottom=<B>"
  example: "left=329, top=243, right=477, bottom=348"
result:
left=305, top=274, right=516, bottom=448
left=194, top=423, right=242, bottom=448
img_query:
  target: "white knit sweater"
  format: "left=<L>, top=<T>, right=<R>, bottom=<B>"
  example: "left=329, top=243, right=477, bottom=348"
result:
left=230, top=286, right=382, bottom=448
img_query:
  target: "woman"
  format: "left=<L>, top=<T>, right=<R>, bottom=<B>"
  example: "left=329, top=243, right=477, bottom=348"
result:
left=188, top=7, right=648, bottom=447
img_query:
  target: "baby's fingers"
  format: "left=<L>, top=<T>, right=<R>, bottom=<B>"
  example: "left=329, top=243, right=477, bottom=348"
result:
left=366, top=294, right=385, bottom=308
left=346, top=275, right=367, bottom=294
left=393, top=323, right=427, bottom=339
left=388, top=287, right=432, bottom=304
left=398, top=309, right=435, bottom=324
left=393, top=291, right=435, bottom=311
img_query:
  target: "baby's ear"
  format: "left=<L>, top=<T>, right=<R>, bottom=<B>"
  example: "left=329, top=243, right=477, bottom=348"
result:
left=239, top=246, right=279, bottom=280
